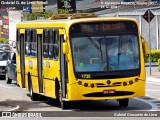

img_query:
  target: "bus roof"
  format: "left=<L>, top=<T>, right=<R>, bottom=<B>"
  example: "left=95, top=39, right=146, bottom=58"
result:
left=16, top=17, right=138, bottom=29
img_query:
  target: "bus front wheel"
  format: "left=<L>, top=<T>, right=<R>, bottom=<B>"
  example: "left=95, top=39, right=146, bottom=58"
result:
left=118, top=98, right=129, bottom=107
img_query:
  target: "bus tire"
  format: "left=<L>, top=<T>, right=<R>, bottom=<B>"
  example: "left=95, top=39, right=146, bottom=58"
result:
left=6, top=72, right=12, bottom=84
left=28, top=75, right=39, bottom=101
left=118, top=98, right=129, bottom=107
left=55, top=79, right=60, bottom=100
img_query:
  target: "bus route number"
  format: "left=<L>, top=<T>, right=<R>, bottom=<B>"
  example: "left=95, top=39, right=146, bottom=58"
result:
left=82, top=74, right=91, bottom=79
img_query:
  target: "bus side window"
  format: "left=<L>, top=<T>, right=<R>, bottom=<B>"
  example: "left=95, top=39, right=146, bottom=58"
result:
left=49, top=29, right=59, bottom=60
left=31, top=29, right=36, bottom=57
left=43, top=29, right=49, bottom=58
left=54, top=30, right=59, bottom=60
left=25, top=29, right=31, bottom=56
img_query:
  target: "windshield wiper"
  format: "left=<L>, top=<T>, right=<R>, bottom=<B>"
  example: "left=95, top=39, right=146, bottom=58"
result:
left=87, top=37, right=103, bottom=63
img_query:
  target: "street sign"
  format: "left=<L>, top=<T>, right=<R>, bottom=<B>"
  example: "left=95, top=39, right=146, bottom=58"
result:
left=143, top=10, right=155, bottom=23
left=57, top=0, right=76, bottom=14
left=143, top=9, right=155, bottom=75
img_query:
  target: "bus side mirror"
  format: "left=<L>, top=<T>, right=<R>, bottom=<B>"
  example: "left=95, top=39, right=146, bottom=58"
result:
left=141, top=36, right=149, bottom=55
left=62, top=43, right=68, bottom=54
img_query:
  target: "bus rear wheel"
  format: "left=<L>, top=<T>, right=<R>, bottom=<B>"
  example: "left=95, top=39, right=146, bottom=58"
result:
left=118, top=98, right=129, bottom=107
left=28, top=75, right=39, bottom=101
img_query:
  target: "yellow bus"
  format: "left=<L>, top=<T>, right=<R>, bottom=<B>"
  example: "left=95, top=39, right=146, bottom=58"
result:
left=16, top=13, right=148, bottom=109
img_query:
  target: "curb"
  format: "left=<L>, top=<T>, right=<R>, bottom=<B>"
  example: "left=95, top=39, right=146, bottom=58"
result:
left=6, top=105, right=20, bottom=111
left=0, top=105, right=20, bottom=112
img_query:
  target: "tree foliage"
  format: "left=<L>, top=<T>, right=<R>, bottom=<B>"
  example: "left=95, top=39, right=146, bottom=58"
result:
left=26, top=10, right=53, bottom=20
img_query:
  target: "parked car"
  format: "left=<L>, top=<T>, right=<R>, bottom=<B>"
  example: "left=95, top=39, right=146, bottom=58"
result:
left=5, top=52, right=16, bottom=84
left=0, top=44, right=11, bottom=51
left=0, top=50, right=10, bottom=79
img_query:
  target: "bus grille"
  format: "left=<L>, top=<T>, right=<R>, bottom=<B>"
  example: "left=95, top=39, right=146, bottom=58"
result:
left=96, top=82, right=122, bottom=87
left=83, top=91, right=134, bottom=97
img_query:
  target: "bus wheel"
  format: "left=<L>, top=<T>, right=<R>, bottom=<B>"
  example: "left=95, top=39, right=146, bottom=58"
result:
left=6, top=72, right=12, bottom=84
left=118, top=98, right=129, bottom=107
left=28, top=75, right=39, bottom=101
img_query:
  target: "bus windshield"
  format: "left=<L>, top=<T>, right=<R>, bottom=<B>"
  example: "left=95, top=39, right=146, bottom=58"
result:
left=70, top=21, right=140, bottom=78
left=71, top=34, right=139, bottom=72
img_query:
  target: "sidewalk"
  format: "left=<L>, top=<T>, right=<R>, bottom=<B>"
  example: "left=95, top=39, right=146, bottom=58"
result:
left=146, top=71, right=160, bottom=79
left=146, top=63, right=160, bottom=79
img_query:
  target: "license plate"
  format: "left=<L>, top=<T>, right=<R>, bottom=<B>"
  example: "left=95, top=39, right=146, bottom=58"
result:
left=103, top=90, right=116, bottom=94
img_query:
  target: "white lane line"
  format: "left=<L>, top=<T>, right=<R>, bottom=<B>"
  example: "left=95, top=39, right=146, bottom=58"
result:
left=0, top=84, right=14, bottom=89
left=146, top=89, right=160, bottom=92
left=146, top=77, right=160, bottom=83
left=146, top=81, right=160, bottom=85
left=135, top=98, right=158, bottom=111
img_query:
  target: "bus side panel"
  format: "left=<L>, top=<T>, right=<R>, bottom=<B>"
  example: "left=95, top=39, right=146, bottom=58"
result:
left=43, top=59, right=55, bottom=98
left=30, top=57, right=39, bottom=94
left=43, top=60, right=60, bottom=99
left=43, top=79, right=55, bottom=98
left=31, top=76, right=39, bottom=94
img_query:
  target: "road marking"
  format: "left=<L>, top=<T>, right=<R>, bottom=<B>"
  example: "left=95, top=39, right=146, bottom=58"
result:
left=146, top=81, right=160, bottom=85
left=146, top=89, right=160, bottom=92
left=146, top=77, right=160, bottom=83
left=135, top=98, right=158, bottom=111
left=0, top=84, right=14, bottom=89
left=6, top=105, right=20, bottom=111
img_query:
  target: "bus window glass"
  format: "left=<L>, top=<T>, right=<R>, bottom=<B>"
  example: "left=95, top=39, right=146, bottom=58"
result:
left=31, top=30, right=36, bottom=57
left=49, top=30, right=54, bottom=59
left=43, top=29, right=49, bottom=58
left=25, top=30, right=31, bottom=56
left=70, top=22, right=140, bottom=77
left=53, top=30, right=59, bottom=59
left=71, top=35, right=139, bottom=72
left=49, top=29, right=59, bottom=60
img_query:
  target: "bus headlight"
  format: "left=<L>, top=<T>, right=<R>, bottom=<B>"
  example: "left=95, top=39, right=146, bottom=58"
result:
left=84, top=83, right=88, bottom=87
left=135, top=78, right=139, bottom=82
left=78, top=81, right=82, bottom=85
left=91, top=84, right=94, bottom=88
left=129, top=81, right=133, bottom=85
left=123, top=82, right=127, bottom=86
